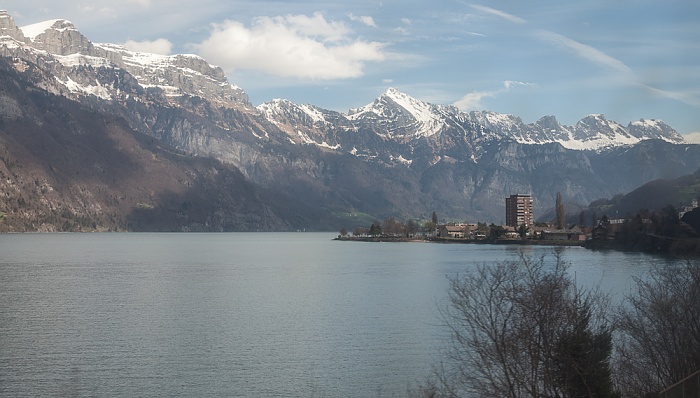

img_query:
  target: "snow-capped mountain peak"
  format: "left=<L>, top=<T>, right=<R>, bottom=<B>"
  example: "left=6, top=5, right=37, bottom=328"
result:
left=20, top=18, right=92, bottom=56
left=257, top=99, right=336, bottom=126
left=383, top=87, right=438, bottom=126
left=0, top=10, right=29, bottom=45
left=0, top=12, right=248, bottom=106
left=348, top=87, right=446, bottom=138
left=627, top=118, right=684, bottom=143
left=21, top=19, right=75, bottom=40
left=0, top=10, right=689, bottom=157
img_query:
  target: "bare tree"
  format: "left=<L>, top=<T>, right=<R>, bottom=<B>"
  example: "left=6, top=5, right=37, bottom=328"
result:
left=419, top=254, right=616, bottom=398
left=384, top=217, right=405, bottom=236
left=614, top=260, right=700, bottom=397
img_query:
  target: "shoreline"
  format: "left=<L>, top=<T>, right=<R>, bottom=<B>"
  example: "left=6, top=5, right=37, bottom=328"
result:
left=334, top=235, right=586, bottom=247
left=334, top=235, right=700, bottom=258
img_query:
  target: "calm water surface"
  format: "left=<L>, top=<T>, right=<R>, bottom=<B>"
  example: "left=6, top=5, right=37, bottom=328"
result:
left=0, top=233, right=675, bottom=397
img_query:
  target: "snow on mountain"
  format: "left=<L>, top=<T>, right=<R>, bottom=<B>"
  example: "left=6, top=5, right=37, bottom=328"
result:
left=256, top=99, right=347, bottom=148
left=382, top=87, right=443, bottom=132
left=0, top=12, right=249, bottom=107
left=93, top=42, right=247, bottom=105
left=258, top=99, right=331, bottom=126
left=0, top=10, right=688, bottom=156
left=0, top=10, right=28, bottom=45
left=466, top=111, right=683, bottom=151
left=257, top=86, right=687, bottom=157
left=468, top=111, right=529, bottom=140
left=348, top=87, right=446, bottom=138
left=20, top=19, right=67, bottom=40
left=21, top=19, right=93, bottom=56
left=628, top=118, right=684, bottom=143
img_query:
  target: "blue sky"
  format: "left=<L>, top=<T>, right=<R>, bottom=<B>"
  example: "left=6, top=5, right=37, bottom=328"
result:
left=2, top=1, right=699, bottom=139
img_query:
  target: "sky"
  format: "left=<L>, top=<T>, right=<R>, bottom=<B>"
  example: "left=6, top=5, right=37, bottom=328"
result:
left=2, top=1, right=700, bottom=140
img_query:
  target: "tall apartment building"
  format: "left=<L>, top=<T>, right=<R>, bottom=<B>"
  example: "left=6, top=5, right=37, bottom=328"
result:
left=506, top=194, right=534, bottom=228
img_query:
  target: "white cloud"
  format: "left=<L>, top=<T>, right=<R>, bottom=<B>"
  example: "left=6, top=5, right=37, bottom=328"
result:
left=195, top=13, right=386, bottom=80
left=504, top=80, right=534, bottom=90
left=123, top=38, right=173, bottom=55
left=454, top=90, right=496, bottom=110
left=126, top=0, right=151, bottom=7
left=393, top=26, right=409, bottom=36
left=348, top=13, right=377, bottom=28
left=454, top=80, right=534, bottom=111
left=684, top=132, right=700, bottom=144
left=535, top=30, right=633, bottom=75
left=470, top=4, right=526, bottom=24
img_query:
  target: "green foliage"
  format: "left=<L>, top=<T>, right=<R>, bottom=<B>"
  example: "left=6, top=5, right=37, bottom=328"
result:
left=369, top=221, right=382, bottom=236
left=488, top=223, right=505, bottom=241
left=554, top=307, right=618, bottom=398
left=518, top=224, right=528, bottom=238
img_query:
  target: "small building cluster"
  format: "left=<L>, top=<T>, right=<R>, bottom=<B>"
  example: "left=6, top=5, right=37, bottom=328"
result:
left=438, top=223, right=477, bottom=239
left=435, top=193, right=590, bottom=242
left=343, top=193, right=700, bottom=245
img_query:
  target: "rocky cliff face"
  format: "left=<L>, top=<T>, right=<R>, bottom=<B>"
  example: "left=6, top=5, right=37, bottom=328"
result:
left=24, top=19, right=93, bottom=55
left=0, top=58, right=298, bottom=232
left=0, top=10, right=28, bottom=43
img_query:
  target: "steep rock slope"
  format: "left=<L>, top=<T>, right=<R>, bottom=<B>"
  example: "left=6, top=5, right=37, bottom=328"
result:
left=0, top=58, right=295, bottom=232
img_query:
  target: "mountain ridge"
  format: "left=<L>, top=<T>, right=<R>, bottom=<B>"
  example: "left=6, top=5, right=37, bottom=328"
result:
left=1, top=10, right=699, bottom=231
left=1, top=11, right=685, bottom=154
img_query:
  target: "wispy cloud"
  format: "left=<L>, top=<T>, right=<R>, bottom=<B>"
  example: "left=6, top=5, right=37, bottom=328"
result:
left=470, top=4, right=526, bottom=24
left=454, top=80, right=534, bottom=110
left=504, top=80, right=533, bottom=90
left=535, top=30, right=632, bottom=75
left=126, top=0, right=151, bottom=7
left=534, top=29, right=700, bottom=110
left=639, top=84, right=700, bottom=109
left=684, top=132, right=700, bottom=144
left=347, top=13, right=376, bottom=28
left=195, top=12, right=386, bottom=80
left=123, top=38, right=172, bottom=55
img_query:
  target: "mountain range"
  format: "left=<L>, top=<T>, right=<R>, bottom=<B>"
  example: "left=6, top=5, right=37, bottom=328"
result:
left=1, top=10, right=699, bottom=231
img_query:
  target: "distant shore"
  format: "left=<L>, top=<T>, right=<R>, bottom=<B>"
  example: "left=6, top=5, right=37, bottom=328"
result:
left=333, top=235, right=586, bottom=247
left=335, top=235, right=700, bottom=258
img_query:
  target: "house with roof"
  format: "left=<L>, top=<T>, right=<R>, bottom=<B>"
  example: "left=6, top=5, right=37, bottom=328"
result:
left=438, top=224, right=470, bottom=239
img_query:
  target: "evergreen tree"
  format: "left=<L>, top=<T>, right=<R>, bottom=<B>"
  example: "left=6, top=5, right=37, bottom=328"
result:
left=369, top=221, right=382, bottom=236
left=556, top=192, right=566, bottom=229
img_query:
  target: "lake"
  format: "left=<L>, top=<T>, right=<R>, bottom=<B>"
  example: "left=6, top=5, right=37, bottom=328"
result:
left=0, top=233, right=675, bottom=397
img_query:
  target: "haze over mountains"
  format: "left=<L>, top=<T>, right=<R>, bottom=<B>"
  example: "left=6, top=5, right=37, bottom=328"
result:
left=1, top=11, right=699, bottom=231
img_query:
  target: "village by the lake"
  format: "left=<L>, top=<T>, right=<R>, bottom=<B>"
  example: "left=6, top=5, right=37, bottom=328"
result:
left=336, top=193, right=700, bottom=257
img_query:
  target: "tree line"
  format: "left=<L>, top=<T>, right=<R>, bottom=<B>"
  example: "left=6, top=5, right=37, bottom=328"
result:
left=590, top=205, right=700, bottom=256
left=340, top=212, right=440, bottom=238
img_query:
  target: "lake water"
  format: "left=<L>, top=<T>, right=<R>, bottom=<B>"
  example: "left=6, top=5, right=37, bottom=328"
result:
left=0, top=233, right=676, bottom=397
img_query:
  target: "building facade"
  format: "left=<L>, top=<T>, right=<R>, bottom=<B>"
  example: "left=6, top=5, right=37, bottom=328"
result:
left=506, top=194, right=534, bottom=228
